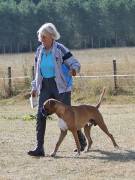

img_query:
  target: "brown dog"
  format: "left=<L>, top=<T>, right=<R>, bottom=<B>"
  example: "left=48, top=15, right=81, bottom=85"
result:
left=43, top=88, right=119, bottom=157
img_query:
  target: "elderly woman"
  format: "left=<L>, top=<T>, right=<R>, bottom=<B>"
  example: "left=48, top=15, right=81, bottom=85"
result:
left=28, top=23, right=86, bottom=156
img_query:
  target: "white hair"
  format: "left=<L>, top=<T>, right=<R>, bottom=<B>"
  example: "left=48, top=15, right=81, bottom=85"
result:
left=37, top=23, right=60, bottom=42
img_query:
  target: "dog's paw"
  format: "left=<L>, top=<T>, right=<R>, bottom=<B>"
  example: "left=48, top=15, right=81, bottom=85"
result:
left=114, top=145, right=120, bottom=150
left=50, top=152, right=56, bottom=157
left=74, top=152, right=80, bottom=158
left=84, top=149, right=90, bottom=153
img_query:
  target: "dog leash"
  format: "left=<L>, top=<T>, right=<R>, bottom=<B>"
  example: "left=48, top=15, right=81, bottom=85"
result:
left=77, top=72, right=89, bottom=96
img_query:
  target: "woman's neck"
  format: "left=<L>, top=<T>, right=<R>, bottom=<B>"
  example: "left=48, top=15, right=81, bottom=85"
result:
left=44, top=41, right=53, bottom=51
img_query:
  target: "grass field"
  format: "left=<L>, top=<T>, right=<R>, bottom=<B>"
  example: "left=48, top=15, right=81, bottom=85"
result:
left=1, top=47, right=135, bottom=75
left=0, top=96, right=135, bottom=180
left=0, top=47, right=135, bottom=101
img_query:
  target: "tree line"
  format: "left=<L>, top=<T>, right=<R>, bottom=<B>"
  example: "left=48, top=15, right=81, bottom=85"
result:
left=0, top=0, right=135, bottom=53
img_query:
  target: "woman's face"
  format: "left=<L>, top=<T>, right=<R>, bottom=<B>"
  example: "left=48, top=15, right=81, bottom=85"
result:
left=41, top=33, right=53, bottom=48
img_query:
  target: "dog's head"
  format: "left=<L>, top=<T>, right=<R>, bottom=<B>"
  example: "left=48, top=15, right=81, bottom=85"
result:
left=43, top=98, right=57, bottom=115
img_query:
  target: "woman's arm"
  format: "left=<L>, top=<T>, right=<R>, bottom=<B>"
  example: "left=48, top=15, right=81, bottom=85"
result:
left=31, top=47, right=40, bottom=92
left=57, top=43, right=81, bottom=74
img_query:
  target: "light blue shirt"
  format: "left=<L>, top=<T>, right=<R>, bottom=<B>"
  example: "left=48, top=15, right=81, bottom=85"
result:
left=40, top=49, right=55, bottom=78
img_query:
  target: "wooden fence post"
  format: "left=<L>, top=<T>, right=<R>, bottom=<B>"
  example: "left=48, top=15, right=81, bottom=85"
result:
left=113, top=59, right=118, bottom=94
left=32, top=66, right=34, bottom=80
left=8, top=67, right=12, bottom=96
left=91, top=37, right=94, bottom=48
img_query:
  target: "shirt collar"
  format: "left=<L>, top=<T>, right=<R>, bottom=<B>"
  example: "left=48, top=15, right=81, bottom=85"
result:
left=41, top=40, right=56, bottom=53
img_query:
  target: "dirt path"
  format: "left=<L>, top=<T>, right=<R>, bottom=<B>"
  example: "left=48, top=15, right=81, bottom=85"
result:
left=0, top=101, right=135, bottom=180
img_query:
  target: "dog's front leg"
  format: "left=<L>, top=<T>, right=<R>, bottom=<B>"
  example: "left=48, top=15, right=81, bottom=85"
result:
left=51, top=130, right=67, bottom=157
left=71, top=129, right=81, bottom=156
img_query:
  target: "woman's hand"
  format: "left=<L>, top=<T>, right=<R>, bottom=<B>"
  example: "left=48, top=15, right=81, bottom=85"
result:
left=70, top=69, right=76, bottom=76
left=31, top=90, right=37, bottom=97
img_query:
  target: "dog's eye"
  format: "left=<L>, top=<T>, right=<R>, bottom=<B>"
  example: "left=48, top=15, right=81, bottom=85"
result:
left=44, top=107, right=48, bottom=111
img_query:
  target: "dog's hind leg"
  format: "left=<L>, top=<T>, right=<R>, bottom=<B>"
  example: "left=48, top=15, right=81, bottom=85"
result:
left=96, top=114, right=119, bottom=148
left=51, top=129, right=67, bottom=157
left=84, top=124, right=93, bottom=152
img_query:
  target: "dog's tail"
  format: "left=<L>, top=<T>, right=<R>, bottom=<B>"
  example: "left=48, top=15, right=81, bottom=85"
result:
left=96, top=87, right=106, bottom=109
